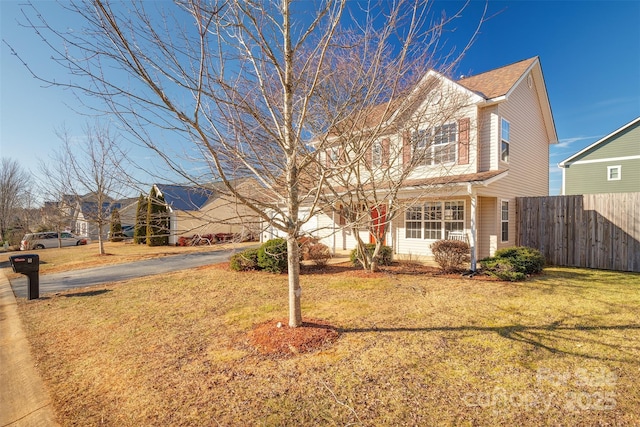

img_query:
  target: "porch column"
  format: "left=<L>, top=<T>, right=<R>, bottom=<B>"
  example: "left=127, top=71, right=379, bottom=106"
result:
left=468, top=184, right=478, bottom=271
left=332, top=208, right=336, bottom=255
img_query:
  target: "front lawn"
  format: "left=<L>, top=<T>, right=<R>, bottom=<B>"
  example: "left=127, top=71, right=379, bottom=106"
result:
left=18, top=265, right=640, bottom=425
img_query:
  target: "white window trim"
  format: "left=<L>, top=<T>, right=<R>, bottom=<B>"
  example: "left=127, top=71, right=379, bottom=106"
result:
left=607, top=165, right=621, bottom=181
left=500, top=199, right=509, bottom=243
left=412, top=123, right=458, bottom=166
left=500, top=118, right=510, bottom=163
left=404, top=200, right=465, bottom=240
left=372, top=140, right=383, bottom=166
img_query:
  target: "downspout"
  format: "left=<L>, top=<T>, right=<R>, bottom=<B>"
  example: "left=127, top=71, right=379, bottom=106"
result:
left=388, top=199, right=393, bottom=254
left=467, top=184, right=478, bottom=271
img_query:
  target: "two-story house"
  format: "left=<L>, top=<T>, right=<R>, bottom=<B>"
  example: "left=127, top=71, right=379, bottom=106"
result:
left=559, top=116, right=640, bottom=195
left=294, top=57, right=557, bottom=267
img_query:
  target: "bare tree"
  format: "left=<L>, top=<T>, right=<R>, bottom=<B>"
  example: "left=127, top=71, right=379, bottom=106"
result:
left=39, top=123, right=131, bottom=255
left=11, top=0, right=481, bottom=326
left=0, top=158, right=32, bottom=244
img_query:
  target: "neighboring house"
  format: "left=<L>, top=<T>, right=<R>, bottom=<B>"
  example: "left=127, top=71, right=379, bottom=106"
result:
left=75, top=200, right=121, bottom=240
left=269, top=57, right=557, bottom=267
left=151, top=180, right=261, bottom=245
left=559, top=117, right=640, bottom=195
left=113, top=197, right=139, bottom=227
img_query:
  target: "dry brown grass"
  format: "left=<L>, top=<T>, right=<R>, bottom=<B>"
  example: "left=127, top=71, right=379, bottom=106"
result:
left=16, top=263, right=640, bottom=426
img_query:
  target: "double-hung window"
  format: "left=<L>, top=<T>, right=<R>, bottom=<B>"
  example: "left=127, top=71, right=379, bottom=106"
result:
left=607, top=165, right=621, bottom=181
left=501, top=200, right=509, bottom=242
left=501, top=118, right=510, bottom=163
left=405, top=206, right=423, bottom=239
left=444, top=201, right=465, bottom=237
left=424, top=202, right=442, bottom=239
left=432, top=124, right=457, bottom=165
left=372, top=141, right=383, bottom=166
left=412, top=123, right=457, bottom=165
left=330, top=147, right=340, bottom=164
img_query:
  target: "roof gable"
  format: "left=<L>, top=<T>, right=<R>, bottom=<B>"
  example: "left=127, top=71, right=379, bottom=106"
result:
left=457, top=57, right=537, bottom=99
left=559, top=116, right=640, bottom=166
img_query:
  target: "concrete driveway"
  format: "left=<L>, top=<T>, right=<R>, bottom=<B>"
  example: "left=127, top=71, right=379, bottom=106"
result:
left=9, top=249, right=238, bottom=298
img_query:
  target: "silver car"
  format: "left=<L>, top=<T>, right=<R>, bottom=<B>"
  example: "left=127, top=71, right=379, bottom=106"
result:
left=20, top=232, right=87, bottom=250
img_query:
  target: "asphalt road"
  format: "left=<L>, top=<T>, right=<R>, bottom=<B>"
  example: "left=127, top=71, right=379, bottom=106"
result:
left=9, top=250, right=236, bottom=298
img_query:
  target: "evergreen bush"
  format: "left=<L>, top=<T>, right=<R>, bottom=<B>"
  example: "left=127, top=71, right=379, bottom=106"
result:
left=109, top=207, right=123, bottom=242
left=147, top=190, right=169, bottom=246
left=480, top=246, right=545, bottom=281
left=257, top=238, right=289, bottom=273
left=230, top=248, right=260, bottom=271
left=350, top=243, right=393, bottom=267
left=134, top=194, right=147, bottom=244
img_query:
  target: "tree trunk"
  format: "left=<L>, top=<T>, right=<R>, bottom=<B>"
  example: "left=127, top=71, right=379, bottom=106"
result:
left=98, top=235, right=105, bottom=255
left=287, top=235, right=302, bottom=327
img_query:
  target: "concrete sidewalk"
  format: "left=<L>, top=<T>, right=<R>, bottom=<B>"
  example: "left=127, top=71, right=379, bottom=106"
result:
left=0, top=272, right=58, bottom=427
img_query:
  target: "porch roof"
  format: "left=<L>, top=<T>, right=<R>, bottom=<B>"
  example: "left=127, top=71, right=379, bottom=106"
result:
left=402, top=170, right=508, bottom=189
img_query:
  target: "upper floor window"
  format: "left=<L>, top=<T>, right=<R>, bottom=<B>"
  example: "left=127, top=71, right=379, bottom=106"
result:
left=412, top=123, right=457, bottom=166
left=607, top=165, right=621, bottom=181
left=372, top=141, right=383, bottom=166
left=327, top=147, right=340, bottom=165
left=501, top=118, right=510, bottom=163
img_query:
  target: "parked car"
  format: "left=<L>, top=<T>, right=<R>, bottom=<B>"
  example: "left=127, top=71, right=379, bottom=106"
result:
left=107, top=225, right=135, bottom=240
left=20, top=232, right=88, bottom=250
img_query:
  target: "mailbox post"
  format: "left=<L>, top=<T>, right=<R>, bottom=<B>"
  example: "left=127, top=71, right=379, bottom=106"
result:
left=9, top=254, right=40, bottom=300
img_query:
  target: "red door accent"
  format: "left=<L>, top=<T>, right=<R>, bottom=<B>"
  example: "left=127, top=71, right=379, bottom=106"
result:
left=369, top=205, right=387, bottom=245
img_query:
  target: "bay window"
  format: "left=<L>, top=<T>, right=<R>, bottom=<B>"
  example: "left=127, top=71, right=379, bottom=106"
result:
left=405, top=201, right=465, bottom=239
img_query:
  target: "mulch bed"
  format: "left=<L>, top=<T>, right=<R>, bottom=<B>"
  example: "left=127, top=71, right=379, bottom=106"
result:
left=248, top=318, right=340, bottom=357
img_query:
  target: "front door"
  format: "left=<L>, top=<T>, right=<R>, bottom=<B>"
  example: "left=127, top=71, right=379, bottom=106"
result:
left=369, top=205, right=387, bottom=245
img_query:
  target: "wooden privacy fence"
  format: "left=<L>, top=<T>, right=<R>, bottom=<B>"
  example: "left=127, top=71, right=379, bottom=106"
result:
left=516, top=193, right=640, bottom=272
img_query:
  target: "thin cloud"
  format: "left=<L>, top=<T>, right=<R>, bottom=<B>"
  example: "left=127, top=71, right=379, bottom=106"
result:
left=555, top=135, right=602, bottom=149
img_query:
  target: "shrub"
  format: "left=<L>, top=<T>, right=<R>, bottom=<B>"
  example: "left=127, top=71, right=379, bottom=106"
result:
left=350, top=243, right=393, bottom=267
left=230, top=248, right=260, bottom=271
left=430, top=239, right=471, bottom=273
left=298, top=236, right=318, bottom=260
left=307, top=243, right=331, bottom=266
left=494, top=246, right=545, bottom=275
left=257, top=238, right=289, bottom=273
left=110, top=208, right=123, bottom=242
left=480, top=246, right=545, bottom=281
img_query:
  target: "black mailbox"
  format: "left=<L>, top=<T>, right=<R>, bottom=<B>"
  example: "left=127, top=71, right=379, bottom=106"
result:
left=9, top=254, right=40, bottom=300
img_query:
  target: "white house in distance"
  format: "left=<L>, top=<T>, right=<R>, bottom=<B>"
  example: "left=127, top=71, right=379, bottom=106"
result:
left=268, top=57, right=557, bottom=267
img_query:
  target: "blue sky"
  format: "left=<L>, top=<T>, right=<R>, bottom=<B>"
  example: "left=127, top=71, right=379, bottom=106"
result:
left=1, top=1, right=639, bottom=196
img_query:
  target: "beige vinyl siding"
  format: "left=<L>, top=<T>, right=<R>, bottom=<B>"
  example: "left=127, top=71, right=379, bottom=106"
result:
left=477, top=196, right=497, bottom=258
left=173, top=196, right=259, bottom=239
left=478, top=106, right=498, bottom=171
left=564, top=158, right=640, bottom=194
left=474, top=72, right=552, bottom=249
left=478, top=71, right=551, bottom=200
